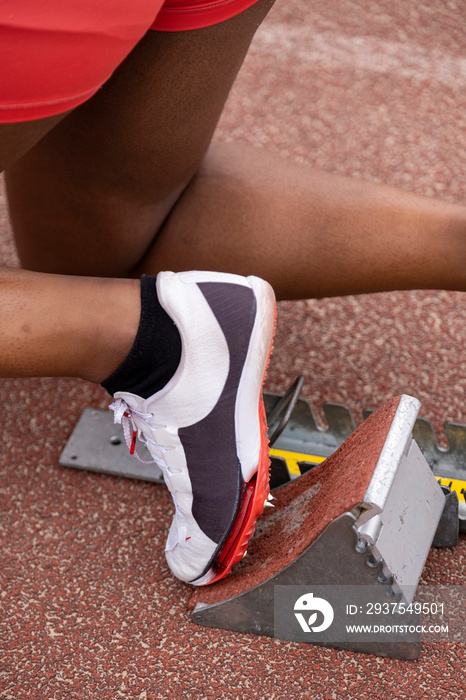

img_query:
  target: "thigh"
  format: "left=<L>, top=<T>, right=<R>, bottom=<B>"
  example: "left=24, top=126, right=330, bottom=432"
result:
left=6, top=0, right=276, bottom=277
left=0, top=0, right=159, bottom=123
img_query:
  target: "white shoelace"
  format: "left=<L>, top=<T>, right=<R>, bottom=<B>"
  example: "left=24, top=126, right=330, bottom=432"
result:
left=109, top=398, right=184, bottom=525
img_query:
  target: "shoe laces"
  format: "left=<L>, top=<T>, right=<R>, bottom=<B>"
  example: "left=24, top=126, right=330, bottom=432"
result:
left=109, top=398, right=183, bottom=520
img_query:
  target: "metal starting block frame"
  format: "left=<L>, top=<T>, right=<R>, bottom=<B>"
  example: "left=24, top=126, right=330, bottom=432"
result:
left=59, top=383, right=460, bottom=658
left=60, top=407, right=164, bottom=483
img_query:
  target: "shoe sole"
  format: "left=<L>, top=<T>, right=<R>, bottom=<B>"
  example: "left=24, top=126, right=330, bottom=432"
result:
left=191, top=286, right=276, bottom=586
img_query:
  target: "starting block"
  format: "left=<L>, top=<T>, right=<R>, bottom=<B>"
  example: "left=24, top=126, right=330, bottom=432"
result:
left=188, top=395, right=445, bottom=659
left=60, top=388, right=457, bottom=658
left=264, top=377, right=465, bottom=538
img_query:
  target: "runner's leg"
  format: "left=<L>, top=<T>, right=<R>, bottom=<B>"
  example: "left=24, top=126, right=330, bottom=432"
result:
left=0, top=267, right=140, bottom=382
left=6, top=0, right=277, bottom=277
left=137, top=141, right=466, bottom=300
left=6, top=0, right=466, bottom=301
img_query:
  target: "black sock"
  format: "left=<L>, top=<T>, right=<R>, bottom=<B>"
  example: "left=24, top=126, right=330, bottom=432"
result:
left=101, top=275, right=182, bottom=399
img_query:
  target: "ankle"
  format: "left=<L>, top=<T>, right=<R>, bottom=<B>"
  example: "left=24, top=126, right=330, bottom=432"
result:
left=80, top=278, right=141, bottom=384
left=100, top=275, right=182, bottom=397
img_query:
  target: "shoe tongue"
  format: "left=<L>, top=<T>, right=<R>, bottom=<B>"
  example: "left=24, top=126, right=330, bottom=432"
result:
left=114, top=392, right=141, bottom=411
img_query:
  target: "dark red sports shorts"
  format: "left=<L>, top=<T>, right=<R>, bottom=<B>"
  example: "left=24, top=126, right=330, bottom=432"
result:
left=0, top=0, right=261, bottom=123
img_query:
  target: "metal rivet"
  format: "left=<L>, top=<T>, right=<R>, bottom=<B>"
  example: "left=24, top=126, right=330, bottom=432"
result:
left=367, top=554, right=381, bottom=568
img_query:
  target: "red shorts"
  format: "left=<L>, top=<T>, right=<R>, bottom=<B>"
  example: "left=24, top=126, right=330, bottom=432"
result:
left=0, top=0, right=260, bottom=123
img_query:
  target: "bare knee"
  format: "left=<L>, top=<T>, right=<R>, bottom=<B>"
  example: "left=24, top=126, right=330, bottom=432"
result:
left=6, top=149, right=193, bottom=278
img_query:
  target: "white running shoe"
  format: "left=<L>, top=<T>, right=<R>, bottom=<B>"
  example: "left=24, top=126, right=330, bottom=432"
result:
left=109, top=270, right=276, bottom=585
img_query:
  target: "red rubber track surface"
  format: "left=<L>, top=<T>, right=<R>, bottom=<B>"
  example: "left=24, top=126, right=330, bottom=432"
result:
left=2, top=1, right=466, bottom=697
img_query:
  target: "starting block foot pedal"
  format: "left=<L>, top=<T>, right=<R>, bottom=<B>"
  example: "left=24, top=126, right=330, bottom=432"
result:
left=189, top=395, right=446, bottom=659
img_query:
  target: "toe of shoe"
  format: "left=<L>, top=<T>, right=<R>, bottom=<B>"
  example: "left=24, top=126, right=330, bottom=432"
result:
left=165, top=519, right=218, bottom=583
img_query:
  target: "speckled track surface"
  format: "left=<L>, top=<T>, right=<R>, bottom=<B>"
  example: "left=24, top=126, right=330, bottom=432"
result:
left=2, top=1, right=466, bottom=698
